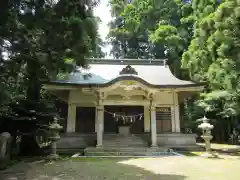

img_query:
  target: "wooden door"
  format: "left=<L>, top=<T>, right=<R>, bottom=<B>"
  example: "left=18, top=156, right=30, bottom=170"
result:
left=76, top=107, right=95, bottom=133
left=156, top=107, right=172, bottom=133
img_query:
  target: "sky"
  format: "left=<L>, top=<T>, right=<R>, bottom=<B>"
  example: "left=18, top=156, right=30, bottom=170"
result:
left=93, top=0, right=112, bottom=58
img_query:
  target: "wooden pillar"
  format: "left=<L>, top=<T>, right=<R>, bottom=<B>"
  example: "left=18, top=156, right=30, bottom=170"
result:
left=173, top=91, right=181, bottom=132
left=66, top=104, right=76, bottom=132
left=171, top=106, right=176, bottom=132
left=150, top=103, right=157, bottom=147
left=144, top=105, right=151, bottom=132
left=95, top=107, right=97, bottom=133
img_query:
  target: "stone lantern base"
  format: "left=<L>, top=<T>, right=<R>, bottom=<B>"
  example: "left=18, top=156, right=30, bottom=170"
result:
left=47, top=153, right=60, bottom=160
left=201, top=152, right=219, bottom=158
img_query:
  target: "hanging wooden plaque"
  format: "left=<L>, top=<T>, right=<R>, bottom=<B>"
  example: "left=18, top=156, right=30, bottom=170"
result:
left=156, top=107, right=171, bottom=121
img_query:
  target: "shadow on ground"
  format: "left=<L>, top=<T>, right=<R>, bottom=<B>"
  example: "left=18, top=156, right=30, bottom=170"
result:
left=0, top=157, right=187, bottom=180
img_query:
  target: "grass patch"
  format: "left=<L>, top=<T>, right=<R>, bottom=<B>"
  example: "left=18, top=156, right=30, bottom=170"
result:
left=67, top=156, right=137, bottom=162
left=181, top=151, right=221, bottom=156
left=180, top=152, right=199, bottom=156
left=190, top=151, right=205, bottom=156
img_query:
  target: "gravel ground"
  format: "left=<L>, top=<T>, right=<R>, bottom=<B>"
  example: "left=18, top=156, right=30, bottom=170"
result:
left=0, top=156, right=240, bottom=180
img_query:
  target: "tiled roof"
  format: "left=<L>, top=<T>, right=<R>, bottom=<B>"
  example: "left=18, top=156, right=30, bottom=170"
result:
left=46, top=59, right=202, bottom=88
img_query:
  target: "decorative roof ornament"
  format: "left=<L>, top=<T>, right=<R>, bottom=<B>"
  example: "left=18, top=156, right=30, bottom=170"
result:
left=119, top=65, right=138, bottom=75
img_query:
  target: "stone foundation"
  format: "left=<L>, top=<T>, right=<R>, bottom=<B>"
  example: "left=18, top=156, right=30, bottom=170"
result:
left=157, top=133, right=197, bottom=146
left=55, top=133, right=197, bottom=153
left=56, top=133, right=95, bottom=153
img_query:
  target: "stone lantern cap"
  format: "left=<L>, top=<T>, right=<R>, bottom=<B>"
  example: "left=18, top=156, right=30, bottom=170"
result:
left=197, top=116, right=209, bottom=123
left=198, top=122, right=214, bottom=130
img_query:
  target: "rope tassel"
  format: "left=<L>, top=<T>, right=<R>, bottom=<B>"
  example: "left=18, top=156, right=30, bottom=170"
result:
left=104, top=109, right=144, bottom=123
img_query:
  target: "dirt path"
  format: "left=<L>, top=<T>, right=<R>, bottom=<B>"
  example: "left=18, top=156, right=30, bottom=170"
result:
left=0, top=156, right=240, bottom=180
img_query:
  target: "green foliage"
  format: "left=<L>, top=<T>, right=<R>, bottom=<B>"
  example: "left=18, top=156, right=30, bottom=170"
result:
left=0, top=0, right=103, bottom=115
left=182, top=0, right=240, bottom=120
left=108, top=0, right=193, bottom=77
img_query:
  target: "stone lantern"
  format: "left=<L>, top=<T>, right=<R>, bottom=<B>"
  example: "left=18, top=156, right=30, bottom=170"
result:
left=198, top=116, right=217, bottom=158
left=47, top=116, right=63, bottom=160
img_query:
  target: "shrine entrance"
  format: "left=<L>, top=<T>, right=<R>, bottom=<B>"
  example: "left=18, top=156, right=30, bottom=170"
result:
left=104, top=106, right=144, bottom=134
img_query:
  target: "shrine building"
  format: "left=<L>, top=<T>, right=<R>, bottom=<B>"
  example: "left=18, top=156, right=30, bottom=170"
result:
left=43, top=58, right=203, bottom=151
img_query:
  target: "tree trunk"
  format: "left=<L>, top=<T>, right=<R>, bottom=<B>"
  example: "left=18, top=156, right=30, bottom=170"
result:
left=26, top=76, right=41, bottom=103
left=22, top=61, right=42, bottom=155
left=26, top=60, right=41, bottom=103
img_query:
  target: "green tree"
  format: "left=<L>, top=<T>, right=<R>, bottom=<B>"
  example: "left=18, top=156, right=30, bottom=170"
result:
left=182, top=0, right=240, bottom=141
left=182, top=0, right=221, bottom=81
left=0, top=0, right=102, bottom=106
left=0, top=0, right=104, bottom=153
left=108, top=0, right=193, bottom=77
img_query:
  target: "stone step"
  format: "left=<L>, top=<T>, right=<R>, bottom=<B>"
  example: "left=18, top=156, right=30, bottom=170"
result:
left=103, top=139, right=146, bottom=143
left=103, top=138, right=145, bottom=141
left=103, top=135, right=148, bottom=145
left=103, top=139, right=146, bottom=141
left=103, top=144, right=148, bottom=147
left=85, top=151, right=175, bottom=156
left=103, top=135, right=145, bottom=139
left=84, top=147, right=172, bottom=156
left=86, top=147, right=166, bottom=152
left=104, top=139, right=145, bottom=141
left=103, top=140, right=147, bottom=143
left=103, top=143, right=148, bottom=147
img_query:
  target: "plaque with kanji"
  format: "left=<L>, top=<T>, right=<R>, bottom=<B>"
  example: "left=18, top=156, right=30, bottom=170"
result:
left=156, top=107, right=171, bottom=120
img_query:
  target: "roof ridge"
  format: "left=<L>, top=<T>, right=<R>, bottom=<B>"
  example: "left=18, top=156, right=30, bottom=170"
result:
left=86, top=58, right=167, bottom=66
